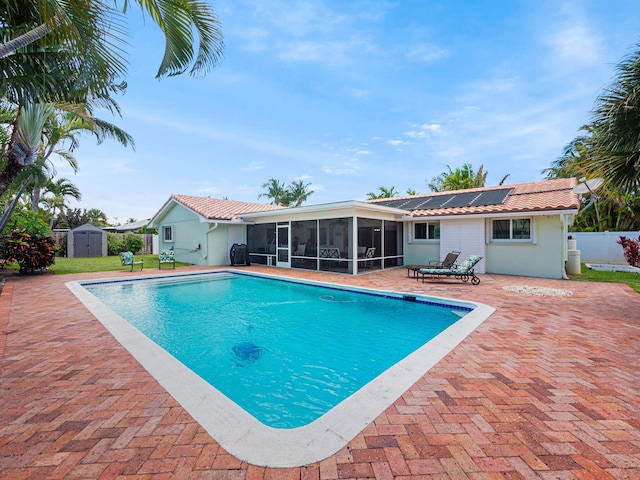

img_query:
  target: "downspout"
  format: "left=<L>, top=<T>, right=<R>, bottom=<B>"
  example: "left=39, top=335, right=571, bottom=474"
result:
left=561, top=214, right=572, bottom=280
left=204, top=223, right=218, bottom=262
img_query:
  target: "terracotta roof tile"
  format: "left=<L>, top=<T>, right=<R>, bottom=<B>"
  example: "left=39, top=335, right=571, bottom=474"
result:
left=171, top=194, right=283, bottom=220
left=369, top=178, right=580, bottom=217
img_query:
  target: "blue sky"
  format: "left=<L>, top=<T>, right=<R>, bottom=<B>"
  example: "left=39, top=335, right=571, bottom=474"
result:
left=66, top=0, right=639, bottom=224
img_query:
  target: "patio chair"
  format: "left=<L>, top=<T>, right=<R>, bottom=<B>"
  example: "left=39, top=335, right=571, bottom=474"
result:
left=417, top=255, right=483, bottom=285
left=120, top=251, right=143, bottom=271
left=407, top=250, right=460, bottom=278
left=159, top=249, right=175, bottom=269
left=358, top=247, right=376, bottom=268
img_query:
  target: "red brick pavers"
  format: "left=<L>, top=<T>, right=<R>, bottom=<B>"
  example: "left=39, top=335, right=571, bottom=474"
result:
left=1, top=266, right=639, bottom=479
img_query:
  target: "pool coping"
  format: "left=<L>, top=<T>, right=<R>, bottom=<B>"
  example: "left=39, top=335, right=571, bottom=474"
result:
left=66, top=270, right=495, bottom=468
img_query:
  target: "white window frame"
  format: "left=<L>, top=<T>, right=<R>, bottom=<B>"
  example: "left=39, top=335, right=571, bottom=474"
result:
left=162, top=225, right=174, bottom=243
left=412, top=221, right=440, bottom=242
left=490, top=217, right=535, bottom=243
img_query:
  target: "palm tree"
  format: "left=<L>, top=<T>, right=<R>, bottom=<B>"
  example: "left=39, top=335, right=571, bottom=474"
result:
left=428, top=163, right=508, bottom=192
left=30, top=107, right=134, bottom=211
left=41, top=178, right=82, bottom=228
left=0, top=0, right=223, bottom=80
left=86, top=208, right=109, bottom=227
left=259, top=178, right=288, bottom=206
left=367, top=186, right=398, bottom=199
left=583, top=44, right=640, bottom=192
left=543, top=132, right=640, bottom=231
left=0, top=0, right=223, bottom=199
left=286, top=179, right=313, bottom=207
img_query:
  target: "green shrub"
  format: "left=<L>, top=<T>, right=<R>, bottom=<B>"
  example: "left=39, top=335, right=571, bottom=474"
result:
left=2, top=206, right=50, bottom=236
left=124, top=233, right=144, bottom=254
left=107, top=233, right=124, bottom=256
left=2, top=231, right=60, bottom=273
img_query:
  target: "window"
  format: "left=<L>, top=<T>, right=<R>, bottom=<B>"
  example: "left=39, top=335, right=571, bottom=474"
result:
left=491, top=218, right=531, bottom=241
left=162, top=225, right=174, bottom=242
left=414, top=221, right=440, bottom=240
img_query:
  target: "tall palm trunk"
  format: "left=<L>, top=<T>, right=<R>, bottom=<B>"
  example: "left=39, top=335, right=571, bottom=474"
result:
left=0, top=174, right=33, bottom=232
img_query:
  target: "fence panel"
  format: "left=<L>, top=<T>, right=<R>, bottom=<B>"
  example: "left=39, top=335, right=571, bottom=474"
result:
left=573, top=231, right=639, bottom=264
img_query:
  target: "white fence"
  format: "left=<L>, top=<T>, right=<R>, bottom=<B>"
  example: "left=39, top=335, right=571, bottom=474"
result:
left=572, top=231, right=640, bottom=264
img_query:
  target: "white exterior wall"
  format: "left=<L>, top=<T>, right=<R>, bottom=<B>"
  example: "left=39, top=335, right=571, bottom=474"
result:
left=156, top=205, right=248, bottom=267
left=440, top=218, right=486, bottom=274
left=485, top=215, right=565, bottom=279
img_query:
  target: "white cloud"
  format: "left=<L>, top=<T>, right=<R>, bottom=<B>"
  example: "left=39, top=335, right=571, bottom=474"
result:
left=407, top=43, right=449, bottom=63
left=404, top=123, right=441, bottom=139
left=548, top=23, right=603, bottom=67
left=244, top=161, right=265, bottom=171
left=387, top=139, right=408, bottom=146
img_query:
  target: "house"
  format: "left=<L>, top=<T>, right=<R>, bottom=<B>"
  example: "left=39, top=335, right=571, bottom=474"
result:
left=148, top=178, right=580, bottom=279
left=102, top=218, right=151, bottom=233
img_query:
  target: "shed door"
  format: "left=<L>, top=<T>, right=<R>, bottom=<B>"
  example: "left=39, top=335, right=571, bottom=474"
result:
left=87, top=231, right=102, bottom=257
left=440, top=218, right=486, bottom=274
left=74, top=231, right=102, bottom=257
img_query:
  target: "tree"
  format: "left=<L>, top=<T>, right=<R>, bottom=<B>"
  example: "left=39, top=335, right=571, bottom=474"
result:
left=366, top=186, right=398, bottom=199
left=544, top=129, right=640, bottom=231
left=86, top=208, right=109, bottom=227
left=428, top=164, right=508, bottom=192
left=286, top=179, right=313, bottom=207
left=40, top=178, right=82, bottom=228
left=29, top=108, right=134, bottom=212
left=259, top=178, right=288, bottom=206
left=585, top=43, right=640, bottom=193
left=0, top=0, right=223, bottom=204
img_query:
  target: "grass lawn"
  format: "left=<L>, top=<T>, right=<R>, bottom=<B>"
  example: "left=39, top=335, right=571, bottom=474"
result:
left=49, top=254, right=192, bottom=274
left=569, top=264, right=640, bottom=294
left=0, top=254, right=191, bottom=275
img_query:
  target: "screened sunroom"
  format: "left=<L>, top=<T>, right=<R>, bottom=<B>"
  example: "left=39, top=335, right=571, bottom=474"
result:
left=242, top=201, right=405, bottom=275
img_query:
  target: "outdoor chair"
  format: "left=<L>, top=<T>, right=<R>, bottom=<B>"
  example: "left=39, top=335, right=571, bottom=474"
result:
left=159, top=249, right=175, bottom=269
left=417, top=255, right=483, bottom=285
left=120, top=251, right=143, bottom=271
left=358, top=247, right=376, bottom=267
left=407, top=250, right=460, bottom=278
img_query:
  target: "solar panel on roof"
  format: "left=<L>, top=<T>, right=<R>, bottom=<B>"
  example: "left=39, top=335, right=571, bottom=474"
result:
left=372, top=187, right=512, bottom=211
left=470, top=188, right=512, bottom=206
left=440, top=191, right=480, bottom=208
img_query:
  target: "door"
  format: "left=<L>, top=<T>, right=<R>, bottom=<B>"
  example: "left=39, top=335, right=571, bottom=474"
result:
left=440, top=218, right=486, bottom=273
left=73, top=231, right=88, bottom=257
left=87, top=231, right=102, bottom=257
left=276, top=223, right=290, bottom=267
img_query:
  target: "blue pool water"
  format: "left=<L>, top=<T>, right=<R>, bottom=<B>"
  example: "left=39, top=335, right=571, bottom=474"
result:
left=84, top=272, right=472, bottom=428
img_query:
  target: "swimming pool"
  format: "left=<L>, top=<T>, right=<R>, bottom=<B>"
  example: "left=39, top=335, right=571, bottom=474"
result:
left=68, top=270, right=494, bottom=467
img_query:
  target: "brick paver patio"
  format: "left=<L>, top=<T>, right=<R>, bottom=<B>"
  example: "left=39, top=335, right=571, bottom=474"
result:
left=1, top=266, right=639, bottom=479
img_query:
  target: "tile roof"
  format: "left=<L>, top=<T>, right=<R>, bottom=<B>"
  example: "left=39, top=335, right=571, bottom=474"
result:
left=368, top=178, right=580, bottom=217
left=169, top=194, right=284, bottom=220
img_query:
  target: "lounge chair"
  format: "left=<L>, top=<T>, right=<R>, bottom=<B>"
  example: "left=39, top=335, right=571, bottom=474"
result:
left=159, top=249, right=175, bottom=269
left=120, top=251, right=143, bottom=271
left=406, top=251, right=460, bottom=278
left=417, top=255, right=483, bottom=285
